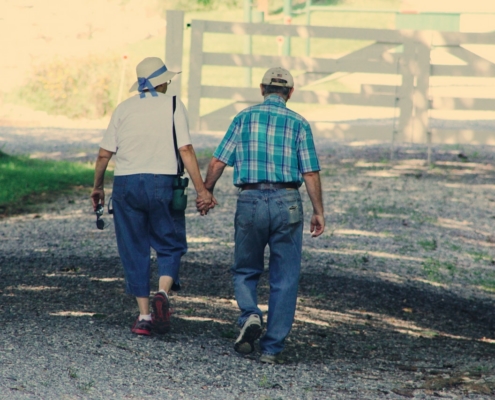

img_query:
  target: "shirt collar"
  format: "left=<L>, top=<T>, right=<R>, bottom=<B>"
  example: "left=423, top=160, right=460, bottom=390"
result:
left=263, top=94, right=286, bottom=107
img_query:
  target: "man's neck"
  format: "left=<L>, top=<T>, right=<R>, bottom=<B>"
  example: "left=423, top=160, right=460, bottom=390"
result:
left=264, top=93, right=287, bottom=103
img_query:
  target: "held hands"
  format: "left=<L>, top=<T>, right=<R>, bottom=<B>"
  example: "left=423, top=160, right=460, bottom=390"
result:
left=196, top=189, right=218, bottom=216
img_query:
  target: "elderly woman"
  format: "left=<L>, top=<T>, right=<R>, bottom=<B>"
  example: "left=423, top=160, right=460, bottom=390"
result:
left=90, top=57, right=215, bottom=336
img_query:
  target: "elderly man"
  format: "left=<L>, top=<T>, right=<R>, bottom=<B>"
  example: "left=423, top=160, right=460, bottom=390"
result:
left=201, top=67, right=325, bottom=363
left=91, top=57, right=214, bottom=336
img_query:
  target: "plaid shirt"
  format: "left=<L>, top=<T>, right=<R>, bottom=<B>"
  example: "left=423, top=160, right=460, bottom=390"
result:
left=213, top=94, right=320, bottom=187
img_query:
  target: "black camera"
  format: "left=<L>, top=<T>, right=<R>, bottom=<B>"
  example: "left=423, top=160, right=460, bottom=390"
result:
left=95, top=204, right=105, bottom=230
left=95, top=198, right=113, bottom=230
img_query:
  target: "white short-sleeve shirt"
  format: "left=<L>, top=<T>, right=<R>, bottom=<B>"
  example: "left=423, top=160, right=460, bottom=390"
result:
left=100, top=93, right=191, bottom=176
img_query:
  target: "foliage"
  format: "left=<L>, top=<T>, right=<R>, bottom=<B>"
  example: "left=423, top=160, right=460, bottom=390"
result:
left=15, top=54, right=126, bottom=119
left=155, top=0, right=241, bottom=12
left=8, top=0, right=402, bottom=120
left=0, top=151, right=95, bottom=207
left=156, top=0, right=398, bottom=13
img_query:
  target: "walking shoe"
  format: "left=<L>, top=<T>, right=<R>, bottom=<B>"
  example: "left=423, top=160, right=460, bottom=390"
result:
left=260, top=353, right=284, bottom=364
left=234, top=314, right=262, bottom=354
left=151, top=291, right=171, bottom=334
left=131, top=316, right=152, bottom=336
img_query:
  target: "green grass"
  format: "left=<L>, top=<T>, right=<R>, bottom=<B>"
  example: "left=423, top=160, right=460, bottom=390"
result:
left=0, top=151, right=97, bottom=208
left=68, top=367, right=78, bottom=379
left=418, top=238, right=438, bottom=251
left=467, top=250, right=493, bottom=263
left=422, top=257, right=457, bottom=282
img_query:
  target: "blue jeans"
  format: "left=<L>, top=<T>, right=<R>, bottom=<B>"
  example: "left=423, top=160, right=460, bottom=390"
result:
left=233, top=188, right=303, bottom=355
left=112, top=174, right=187, bottom=297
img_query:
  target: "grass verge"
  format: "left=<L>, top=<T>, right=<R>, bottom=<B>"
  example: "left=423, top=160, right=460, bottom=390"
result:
left=0, top=151, right=101, bottom=215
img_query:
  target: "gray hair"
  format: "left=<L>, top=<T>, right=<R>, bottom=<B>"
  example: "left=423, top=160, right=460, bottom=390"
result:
left=262, top=84, right=291, bottom=98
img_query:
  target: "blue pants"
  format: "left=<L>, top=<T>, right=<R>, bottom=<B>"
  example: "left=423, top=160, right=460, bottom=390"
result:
left=233, top=188, right=303, bottom=355
left=112, top=174, right=187, bottom=297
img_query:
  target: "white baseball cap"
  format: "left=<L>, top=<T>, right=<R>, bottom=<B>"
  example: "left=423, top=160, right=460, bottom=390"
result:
left=129, top=57, right=180, bottom=93
left=261, top=67, right=294, bottom=87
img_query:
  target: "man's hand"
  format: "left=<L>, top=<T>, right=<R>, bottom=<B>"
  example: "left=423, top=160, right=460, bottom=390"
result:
left=310, top=213, right=325, bottom=237
left=90, top=188, right=105, bottom=211
left=303, top=171, right=325, bottom=237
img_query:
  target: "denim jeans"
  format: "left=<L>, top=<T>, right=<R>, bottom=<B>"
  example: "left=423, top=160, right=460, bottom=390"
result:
left=233, top=188, right=303, bottom=355
left=112, top=174, right=187, bottom=297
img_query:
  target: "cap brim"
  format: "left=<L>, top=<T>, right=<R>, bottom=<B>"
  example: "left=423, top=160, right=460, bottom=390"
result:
left=129, top=70, right=181, bottom=92
left=261, top=78, right=293, bottom=88
left=264, top=82, right=292, bottom=87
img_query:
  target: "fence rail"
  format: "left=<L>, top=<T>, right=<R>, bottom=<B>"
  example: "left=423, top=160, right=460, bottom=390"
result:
left=164, top=10, right=495, bottom=146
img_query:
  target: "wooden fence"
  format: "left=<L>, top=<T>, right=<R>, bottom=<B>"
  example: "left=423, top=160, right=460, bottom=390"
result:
left=165, top=11, right=495, bottom=145
left=427, top=31, right=495, bottom=145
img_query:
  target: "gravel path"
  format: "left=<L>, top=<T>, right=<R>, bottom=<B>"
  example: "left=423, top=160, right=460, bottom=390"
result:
left=1, top=125, right=495, bottom=399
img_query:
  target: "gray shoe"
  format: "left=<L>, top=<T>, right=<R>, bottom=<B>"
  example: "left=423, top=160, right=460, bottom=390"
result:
left=234, top=314, right=262, bottom=354
left=260, top=353, right=284, bottom=364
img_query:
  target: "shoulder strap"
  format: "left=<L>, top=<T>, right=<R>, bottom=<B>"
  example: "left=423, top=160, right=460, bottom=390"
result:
left=172, top=96, right=184, bottom=176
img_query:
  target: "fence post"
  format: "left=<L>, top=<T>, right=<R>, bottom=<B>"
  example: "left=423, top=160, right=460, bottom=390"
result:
left=283, top=0, right=292, bottom=55
left=244, top=0, right=252, bottom=87
left=413, top=31, right=432, bottom=161
left=305, top=0, right=311, bottom=56
left=165, top=10, right=184, bottom=98
left=188, top=20, right=205, bottom=131
left=117, top=54, right=128, bottom=105
left=396, top=38, right=416, bottom=143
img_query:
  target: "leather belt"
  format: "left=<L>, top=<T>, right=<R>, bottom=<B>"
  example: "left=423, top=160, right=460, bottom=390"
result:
left=240, top=182, right=298, bottom=191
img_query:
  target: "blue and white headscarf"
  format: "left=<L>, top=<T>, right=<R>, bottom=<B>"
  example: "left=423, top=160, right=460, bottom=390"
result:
left=137, top=65, right=168, bottom=98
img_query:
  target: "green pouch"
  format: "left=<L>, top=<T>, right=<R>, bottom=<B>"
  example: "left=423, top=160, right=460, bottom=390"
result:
left=172, top=177, right=189, bottom=211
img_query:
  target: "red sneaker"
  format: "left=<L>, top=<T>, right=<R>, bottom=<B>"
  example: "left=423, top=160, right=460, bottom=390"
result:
left=151, top=292, right=171, bottom=334
left=131, top=316, right=152, bottom=336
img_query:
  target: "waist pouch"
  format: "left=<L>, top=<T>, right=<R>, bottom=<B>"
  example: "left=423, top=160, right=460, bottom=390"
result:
left=172, top=176, right=189, bottom=211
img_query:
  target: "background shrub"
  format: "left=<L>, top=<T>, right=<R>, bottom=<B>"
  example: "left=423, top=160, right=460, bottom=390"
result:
left=16, top=54, right=129, bottom=119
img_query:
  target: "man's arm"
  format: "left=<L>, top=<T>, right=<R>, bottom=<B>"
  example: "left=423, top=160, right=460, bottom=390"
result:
left=204, top=157, right=228, bottom=192
left=196, top=157, right=227, bottom=212
left=90, top=148, right=114, bottom=210
left=302, top=171, right=325, bottom=237
left=179, top=144, right=216, bottom=213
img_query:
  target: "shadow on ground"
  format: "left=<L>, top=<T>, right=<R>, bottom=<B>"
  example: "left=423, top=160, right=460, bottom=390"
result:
left=1, top=255, right=494, bottom=370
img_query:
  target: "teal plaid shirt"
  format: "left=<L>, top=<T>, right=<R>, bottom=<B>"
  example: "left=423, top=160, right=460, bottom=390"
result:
left=213, top=94, right=320, bottom=187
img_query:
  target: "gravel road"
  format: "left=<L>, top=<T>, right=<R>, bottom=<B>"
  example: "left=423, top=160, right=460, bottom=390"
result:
left=1, top=124, right=495, bottom=399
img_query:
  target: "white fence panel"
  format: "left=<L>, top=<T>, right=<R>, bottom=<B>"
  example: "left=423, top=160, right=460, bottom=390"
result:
left=182, top=17, right=495, bottom=145
left=425, top=30, right=495, bottom=144
left=187, top=19, right=415, bottom=143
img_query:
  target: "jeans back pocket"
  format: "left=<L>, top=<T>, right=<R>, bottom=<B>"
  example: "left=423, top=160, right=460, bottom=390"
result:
left=288, top=204, right=301, bottom=225
left=235, top=199, right=258, bottom=228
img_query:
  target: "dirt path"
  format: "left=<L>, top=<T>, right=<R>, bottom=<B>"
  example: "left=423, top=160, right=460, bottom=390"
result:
left=1, top=142, right=495, bottom=398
